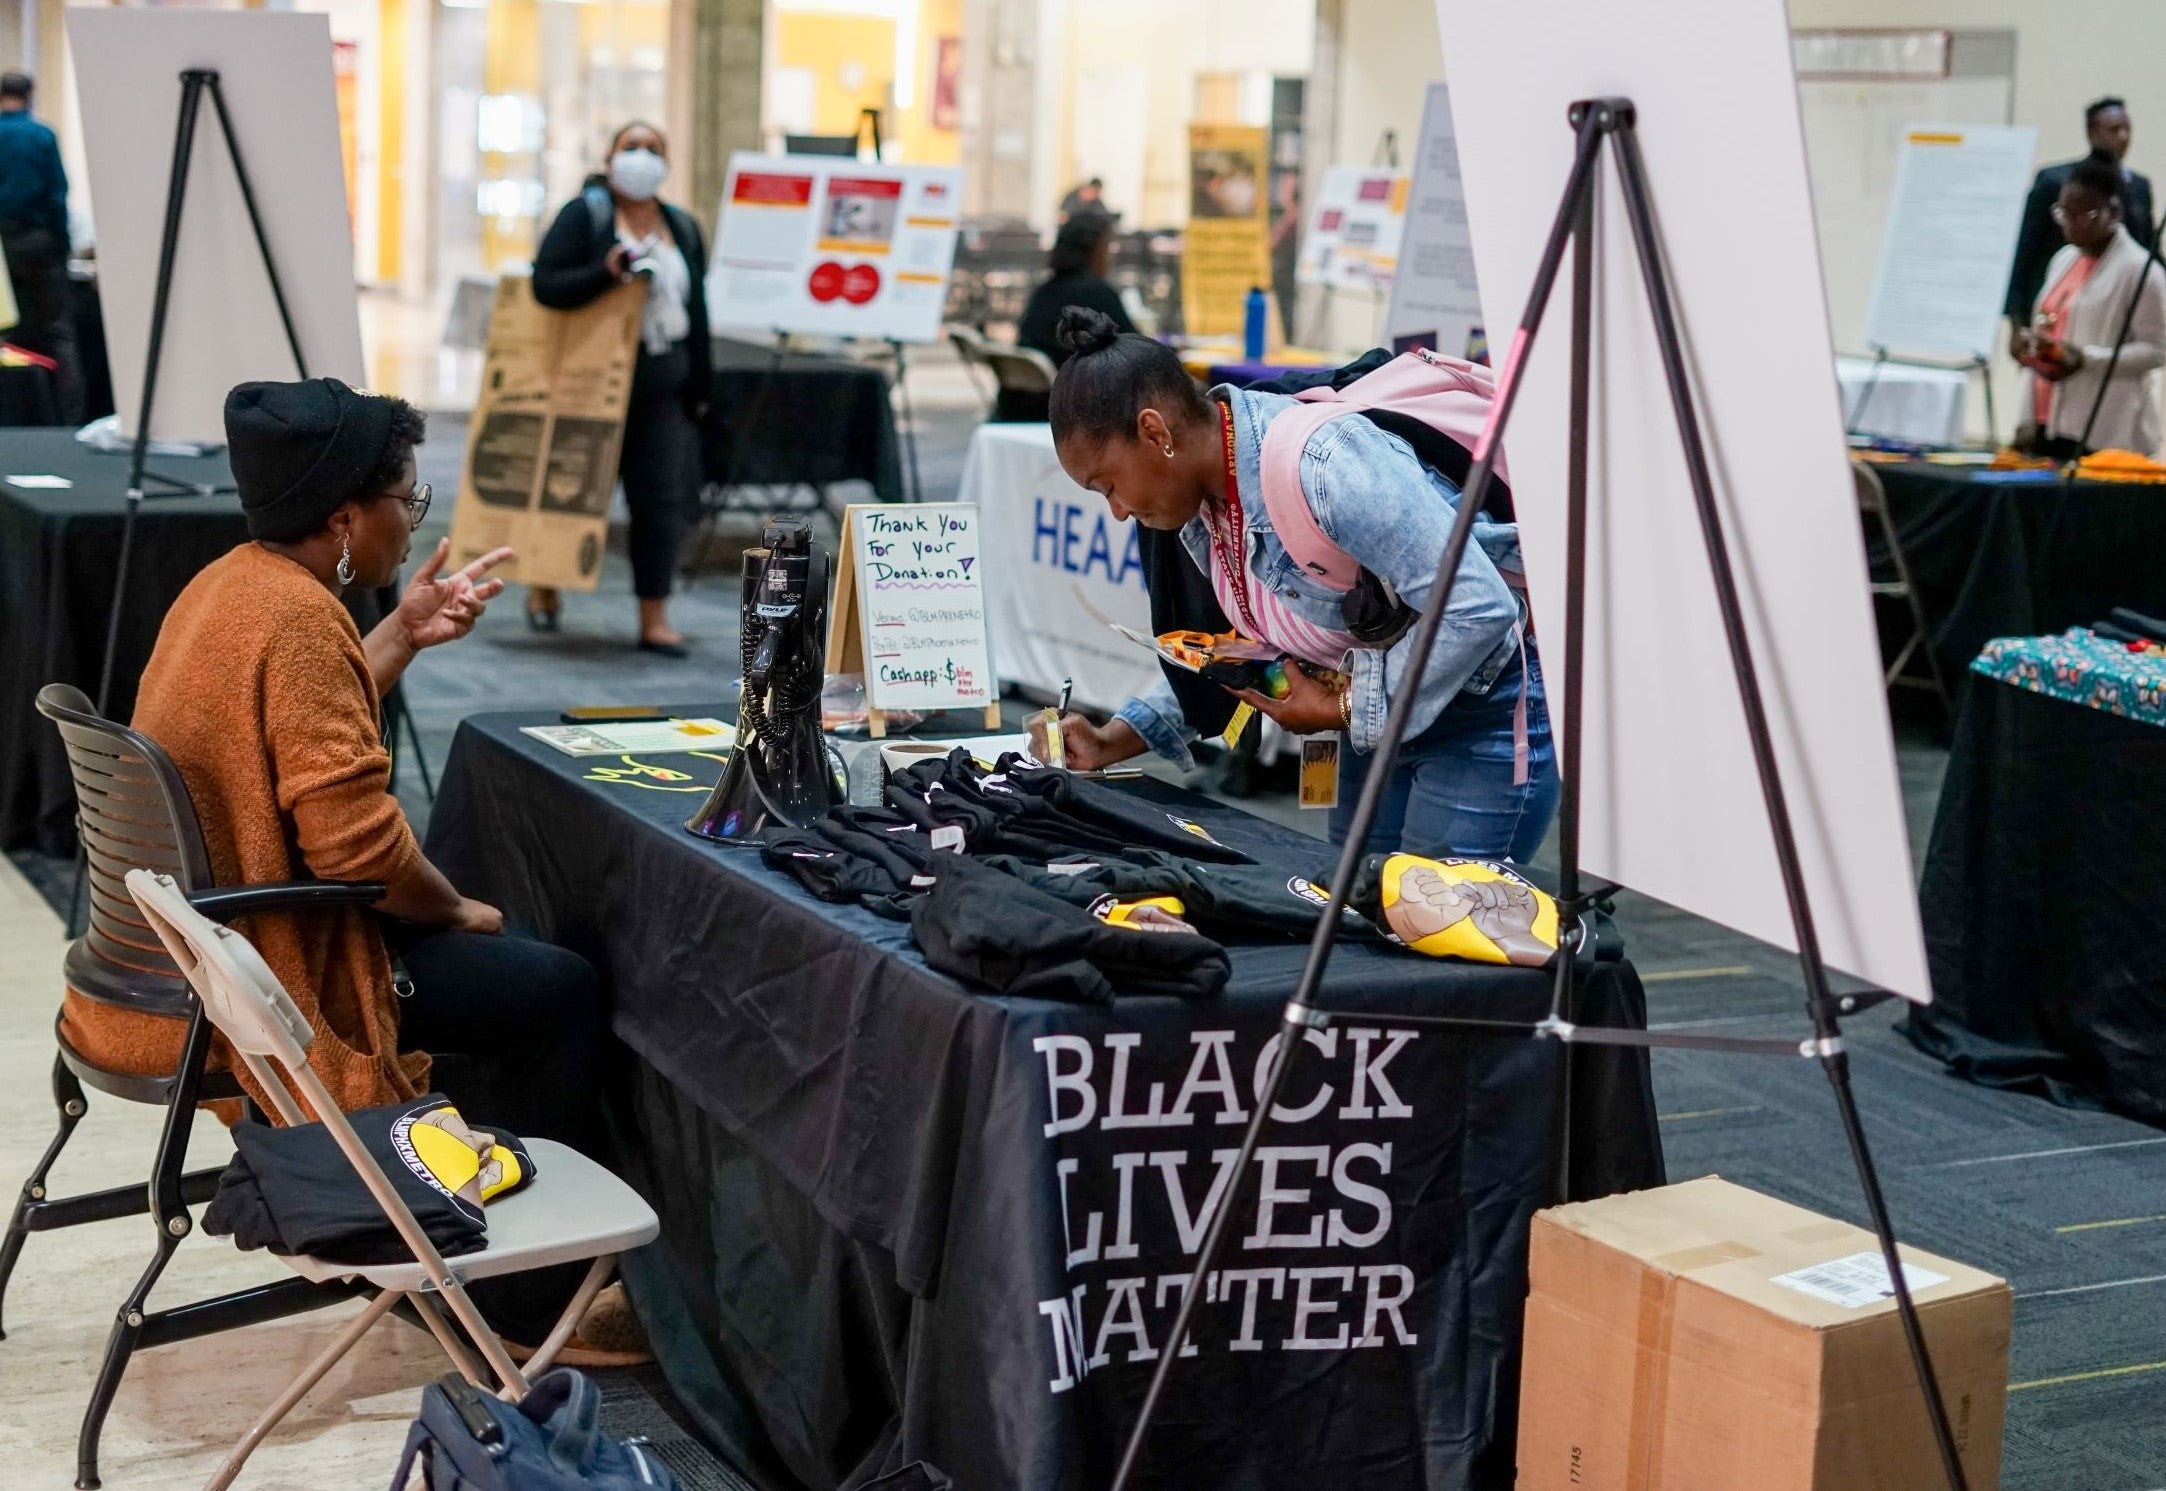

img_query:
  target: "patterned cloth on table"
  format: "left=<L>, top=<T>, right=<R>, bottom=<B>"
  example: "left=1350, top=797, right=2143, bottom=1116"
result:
left=1972, top=627, right=2166, bottom=727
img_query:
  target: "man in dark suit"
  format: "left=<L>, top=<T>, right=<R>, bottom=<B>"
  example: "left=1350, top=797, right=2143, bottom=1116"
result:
left=2006, top=97, right=2156, bottom=330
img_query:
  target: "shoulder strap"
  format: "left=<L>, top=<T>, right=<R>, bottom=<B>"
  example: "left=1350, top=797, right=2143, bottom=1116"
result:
left=1256, top=402, right=1369, bottom=590
left=582, top=181, right=614, bottom=238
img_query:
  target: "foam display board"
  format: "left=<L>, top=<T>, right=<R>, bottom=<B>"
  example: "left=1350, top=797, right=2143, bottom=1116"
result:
left=707, top=153, right=963, bottom=345
left=1297, top=166, right=1409, bottom=292
left=1385, top=83, right=1488, bottom=362
left=1433, top=0, right=1934, bottom=1000
left=1861, top=124, right=2038, bottom=360
left=69, top=10, right=367, bottom=444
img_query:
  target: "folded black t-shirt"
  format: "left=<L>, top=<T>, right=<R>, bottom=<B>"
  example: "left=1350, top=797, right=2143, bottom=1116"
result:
left=204, top=1094, right=535, bottom=1265
left=911, top=854, right=1231, bottom=1003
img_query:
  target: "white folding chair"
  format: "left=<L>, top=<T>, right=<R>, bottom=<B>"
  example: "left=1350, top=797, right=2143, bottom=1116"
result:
left=124, top=869, right=661, bottom=1491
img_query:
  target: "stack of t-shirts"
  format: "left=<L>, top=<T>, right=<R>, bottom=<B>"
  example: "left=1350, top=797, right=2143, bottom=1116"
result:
left=204, top=1094, right=536, bottom=1264
left=884, top=749, right=1253, bottom=863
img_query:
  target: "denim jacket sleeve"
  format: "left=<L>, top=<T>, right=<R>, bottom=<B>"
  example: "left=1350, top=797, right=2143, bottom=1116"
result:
left=1304, top=415, right=1519, bottom=752
left=1115, top=673, right=1199, bottom=770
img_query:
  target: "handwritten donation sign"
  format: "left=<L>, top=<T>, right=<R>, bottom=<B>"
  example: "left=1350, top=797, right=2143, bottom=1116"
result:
left=829, top=502, right=1000, bottom=734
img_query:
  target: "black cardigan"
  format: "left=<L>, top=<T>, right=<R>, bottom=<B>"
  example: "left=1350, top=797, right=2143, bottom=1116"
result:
left=530, top=177, right=713, bottom=418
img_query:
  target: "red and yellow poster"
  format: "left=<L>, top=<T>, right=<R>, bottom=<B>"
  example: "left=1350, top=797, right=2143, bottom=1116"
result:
left=1183, top=124, right=1272, bottom=338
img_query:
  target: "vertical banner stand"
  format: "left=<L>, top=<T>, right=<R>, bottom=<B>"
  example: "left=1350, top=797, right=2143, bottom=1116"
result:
left=71, top=67, right=306, bottom=938
left=1108, top=98, right=1972, bottom=1491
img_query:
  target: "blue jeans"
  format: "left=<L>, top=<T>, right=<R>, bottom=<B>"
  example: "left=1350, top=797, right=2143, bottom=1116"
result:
left=1329, top=651, right=1559, bottom=862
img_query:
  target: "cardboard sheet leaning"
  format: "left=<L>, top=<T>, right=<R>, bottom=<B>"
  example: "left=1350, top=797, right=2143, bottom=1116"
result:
left=447, top=276, right=647, bottom=591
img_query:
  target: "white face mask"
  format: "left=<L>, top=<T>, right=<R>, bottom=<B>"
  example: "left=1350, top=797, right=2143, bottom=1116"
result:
left=609, top=147, right=668, bottom=202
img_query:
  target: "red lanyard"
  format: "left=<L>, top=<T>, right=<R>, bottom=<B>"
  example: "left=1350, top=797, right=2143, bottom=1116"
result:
left=1207, top=402, right=1263, bottom=638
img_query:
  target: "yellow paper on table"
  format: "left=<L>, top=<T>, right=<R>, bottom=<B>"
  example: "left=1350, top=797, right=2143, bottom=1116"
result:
left=1183, top=124, right=1273, bottom=339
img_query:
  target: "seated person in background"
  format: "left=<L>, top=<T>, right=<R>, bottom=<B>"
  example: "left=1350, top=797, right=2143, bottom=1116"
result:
left=2012, top=151, right=2166, bottom=458
left=1018, top=215, right=1135, bottom=370
left=61, top=379, right=634, bottom=1359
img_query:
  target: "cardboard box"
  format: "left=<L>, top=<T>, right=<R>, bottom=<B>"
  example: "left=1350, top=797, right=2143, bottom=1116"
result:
left=447, top=275, right=645, bottom=591
left=1515, top=1176, right=2009, bottom=1491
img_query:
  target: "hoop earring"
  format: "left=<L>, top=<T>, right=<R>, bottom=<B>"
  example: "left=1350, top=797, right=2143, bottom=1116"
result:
left=1162, top=443, right=1176, bottom=458
left=336, top=537, right=354, bottom=588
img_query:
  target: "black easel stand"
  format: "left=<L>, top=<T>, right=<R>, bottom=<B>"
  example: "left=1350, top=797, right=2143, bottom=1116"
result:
left=2069, top=203, right=2166, bottom=466
left=1109, top=98, right=1971, bottom=1491
left=69, top=68, right=308, bottom=937
left=886, top=337, right=925, bottom=504
left=684, top=331, right=792, bottom=583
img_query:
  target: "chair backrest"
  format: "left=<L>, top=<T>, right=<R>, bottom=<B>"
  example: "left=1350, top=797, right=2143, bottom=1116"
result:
left=1850, top=458, right=1888, bottom=517
left=127, top=869, right=476, bottom=1297
left=38, top=682, right=215, bottom=1006
left=948, top=325, right=990, bottom=365
left=982, top=344, right=1058, bottom=395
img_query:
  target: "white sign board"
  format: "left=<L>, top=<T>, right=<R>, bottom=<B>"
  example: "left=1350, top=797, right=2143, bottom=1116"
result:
left=1435, top=0, right=1933, bottom=1001
left=1384, top=84, right=1488, bottom=361
left=708, top=153, right=964, bottom=344
left=69, top=10, right=368, bottom=444
left=848, top=503, right=996, bottom=713
left=1861, top=124, right=2037, bottom=359
left=1297, top=167, right=1409, bottom=292
left=962, top=424, right=1158, bottom=710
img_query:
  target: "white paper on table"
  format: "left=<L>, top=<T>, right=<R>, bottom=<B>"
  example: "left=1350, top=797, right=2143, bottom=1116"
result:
left=521, top=719, right=738, bottom=757
left=6, top=474, right=72, bottom=489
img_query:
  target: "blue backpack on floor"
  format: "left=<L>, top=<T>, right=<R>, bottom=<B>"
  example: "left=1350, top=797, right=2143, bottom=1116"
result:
left=392, top=1369, right=680, bottom=1491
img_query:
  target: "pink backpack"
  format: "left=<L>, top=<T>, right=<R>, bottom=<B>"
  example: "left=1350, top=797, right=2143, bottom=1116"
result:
left=1254, top=347, right=1532, bottom=783
left=1255, top=346, right=1515, bottom=590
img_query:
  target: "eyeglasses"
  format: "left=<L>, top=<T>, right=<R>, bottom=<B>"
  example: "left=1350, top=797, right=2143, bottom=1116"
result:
left=2052, top=203, right=2117, bottom=228
left=400, top=483, right=432, bottom=529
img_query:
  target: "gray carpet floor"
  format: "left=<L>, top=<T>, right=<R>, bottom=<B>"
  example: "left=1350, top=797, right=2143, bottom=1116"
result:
left=14, top=394, right=2162, bottom=1489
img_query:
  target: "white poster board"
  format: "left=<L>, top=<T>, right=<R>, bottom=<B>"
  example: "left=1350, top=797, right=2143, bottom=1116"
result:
left=1384, top=84, right=1487, bottom=361
left=842, top=502, right=997, bottom=714
left=1297, top=167, right=1409, bottom=292
left=961, top=424, right=1158, bottom=710
left=1860, top=124, right=2037, bottom=359
left=1434, top=0, right=1932, bottom=1001
left=708, top=153, right=964, bottom=344
left=68, top=11, right=367, bottom=444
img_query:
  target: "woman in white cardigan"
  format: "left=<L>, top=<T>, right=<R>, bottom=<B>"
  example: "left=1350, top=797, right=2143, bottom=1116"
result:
left=2013, top=151, right=2166, bottom=456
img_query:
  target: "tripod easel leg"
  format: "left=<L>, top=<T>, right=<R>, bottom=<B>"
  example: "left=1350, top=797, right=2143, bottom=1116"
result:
left=1107, top=97, right=1970, bottom=1491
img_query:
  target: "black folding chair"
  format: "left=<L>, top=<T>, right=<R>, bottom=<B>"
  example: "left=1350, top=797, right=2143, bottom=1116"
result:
left=2, top=684, right=382, bottom=1489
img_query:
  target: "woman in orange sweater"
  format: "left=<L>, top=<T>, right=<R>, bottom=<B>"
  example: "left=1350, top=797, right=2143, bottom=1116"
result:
left=62, top=377, right=622, bottom=1351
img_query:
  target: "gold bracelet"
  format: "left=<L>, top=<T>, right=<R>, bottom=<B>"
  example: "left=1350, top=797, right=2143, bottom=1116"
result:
left=1338, top=681, right=1355, bottom=734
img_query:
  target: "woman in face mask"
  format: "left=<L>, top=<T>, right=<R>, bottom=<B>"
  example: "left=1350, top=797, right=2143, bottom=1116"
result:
left=527, top=122, right=713, bottom=655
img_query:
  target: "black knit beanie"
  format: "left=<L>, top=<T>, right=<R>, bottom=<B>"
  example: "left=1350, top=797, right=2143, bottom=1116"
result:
left=224, top=378, right=403, bottom=542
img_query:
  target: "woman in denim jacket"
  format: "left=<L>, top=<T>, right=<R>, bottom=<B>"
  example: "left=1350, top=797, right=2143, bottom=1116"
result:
left=1030, top=308, right=1558, bottom=861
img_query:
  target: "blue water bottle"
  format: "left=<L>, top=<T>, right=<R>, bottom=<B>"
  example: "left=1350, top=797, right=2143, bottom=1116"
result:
left=1243, top=286, right=1268, bottom=361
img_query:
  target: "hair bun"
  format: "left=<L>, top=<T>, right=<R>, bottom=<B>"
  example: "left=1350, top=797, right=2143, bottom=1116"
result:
left=1056, top=306, right=1123, bottom=357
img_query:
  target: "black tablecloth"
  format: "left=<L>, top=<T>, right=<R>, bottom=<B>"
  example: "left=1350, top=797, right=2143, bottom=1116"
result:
left=0, top=363, right=59, bottom=426
left=1905, top=677, right=2166, bottom=1127
left=1872, top=464, right=2166, bottom=684
left=706, top=338, right=905, bottom=502
left=425, top=711, right=1665, bottom=1491
left=0, top=433, right=245, bottom=855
